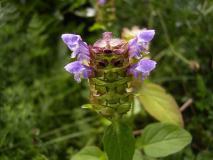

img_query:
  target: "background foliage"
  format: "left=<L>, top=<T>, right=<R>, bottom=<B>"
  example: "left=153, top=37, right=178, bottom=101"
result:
left=0, top=0, right=212, bottom=159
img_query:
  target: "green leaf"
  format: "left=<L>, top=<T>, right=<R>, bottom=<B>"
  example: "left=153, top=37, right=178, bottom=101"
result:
left=137, top=82, right=183, bottom=127
left=133, top=150, right=143, bottom=160
left=137, top=123, right=192, bottom=158
left=71, top=146, right=107, bottom=160
left=133, top=150, right=157, bottom=160
left=103, top=121, right=135, bottom=160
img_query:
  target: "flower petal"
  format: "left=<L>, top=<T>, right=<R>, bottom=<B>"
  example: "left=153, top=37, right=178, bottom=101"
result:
left=72, top=41, right=90, bottom=58
left=128, top=64, right=139, bottom=78
left=61, top=33, right=90, bottom=62
left=129, top=59, right=157, bottom=80
left=61, top=34, right=82, bottom=51
left=98, top=0, right=107, bottom=5
left=128, top=38, right=142, bottom=58
left=128, top=30, right=155, bottom=58
left=137, top=30, right=155, bottom=43
left=136, top=59, right=157, bottom=73
left=64, top=61, right=84, bottom=74
left=64, top=61, right=93, bottom=82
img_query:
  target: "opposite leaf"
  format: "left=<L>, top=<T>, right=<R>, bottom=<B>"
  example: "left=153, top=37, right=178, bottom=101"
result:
left=71, top=146, right=106, bottom=160
left=103, top=121, right=135, bottom=160
left=137, top=82, right=184, bottom=127
left=137, top=123, right=192, bottom=158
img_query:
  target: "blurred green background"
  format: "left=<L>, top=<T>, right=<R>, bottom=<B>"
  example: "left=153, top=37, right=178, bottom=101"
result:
left=0, top=0, right=213, bottom=159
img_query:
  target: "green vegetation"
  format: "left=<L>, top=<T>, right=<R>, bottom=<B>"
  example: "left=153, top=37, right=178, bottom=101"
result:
left=0, top=0, right=212, bottom=159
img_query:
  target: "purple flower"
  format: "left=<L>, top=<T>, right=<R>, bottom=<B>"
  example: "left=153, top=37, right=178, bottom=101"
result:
left=128, top=38, right=143, bottom=58
left=64, top=61, right=92, bottom=82
left=129, top=59, right=157, bottom=80
left=128, top=63, right=139, bottom=78
left=137, top=30, right=155, bottom=43
left=61, top=34, right=81, bottom=50
left=72, top=40, right=90, bottom=61
left=128, top=30, right=155, bottom=58
left=98, top=0, right=107, bottom=5
left=61, top=34, right=90, bottom=62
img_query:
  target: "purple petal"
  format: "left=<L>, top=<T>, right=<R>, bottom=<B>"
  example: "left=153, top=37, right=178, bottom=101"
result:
left=61, top=33, right=90, bottom=62
left=77, top=41, right=90, bottom=55
left=64, top=61, right=85, bottom=74
left=72, top=41, right=90, bottom=58
left=128, top=38, right=144, bottom=58
left=128, top=64, right=139, bottom=78
left=82, top=68, right=92, bottom=78
left=64, top=61, right=93, bottom=82
left=98, top=0, right=107, bottom=5
left=61, top=34, right=82, bottom=51
left=137, top=30, right=155, bottom=43
left=129, top=59, right=157, bottom=80
left=136, top=59, right=157, bottom=73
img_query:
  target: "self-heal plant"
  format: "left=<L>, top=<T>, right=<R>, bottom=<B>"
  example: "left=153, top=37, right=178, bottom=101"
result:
left=62, top=31, right=156, bottom=117
left=61, top=31, right=191, bottom=160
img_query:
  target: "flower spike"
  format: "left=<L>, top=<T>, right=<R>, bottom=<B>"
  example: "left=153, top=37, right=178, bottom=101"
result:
left=62, top=31, right=157, bottom=117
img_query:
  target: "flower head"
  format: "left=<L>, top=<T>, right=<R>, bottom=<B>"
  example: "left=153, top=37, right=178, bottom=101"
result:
left=64, top=61, right=92, bottom=82
left=62, top=31, right=156, bottom=83
left=62, top=31, right=157, bottom=117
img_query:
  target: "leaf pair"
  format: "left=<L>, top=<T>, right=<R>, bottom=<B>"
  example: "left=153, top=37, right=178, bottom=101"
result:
left=72, top=122, right=192, bottom=160
left=77, top=82, right=191, bottom=160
